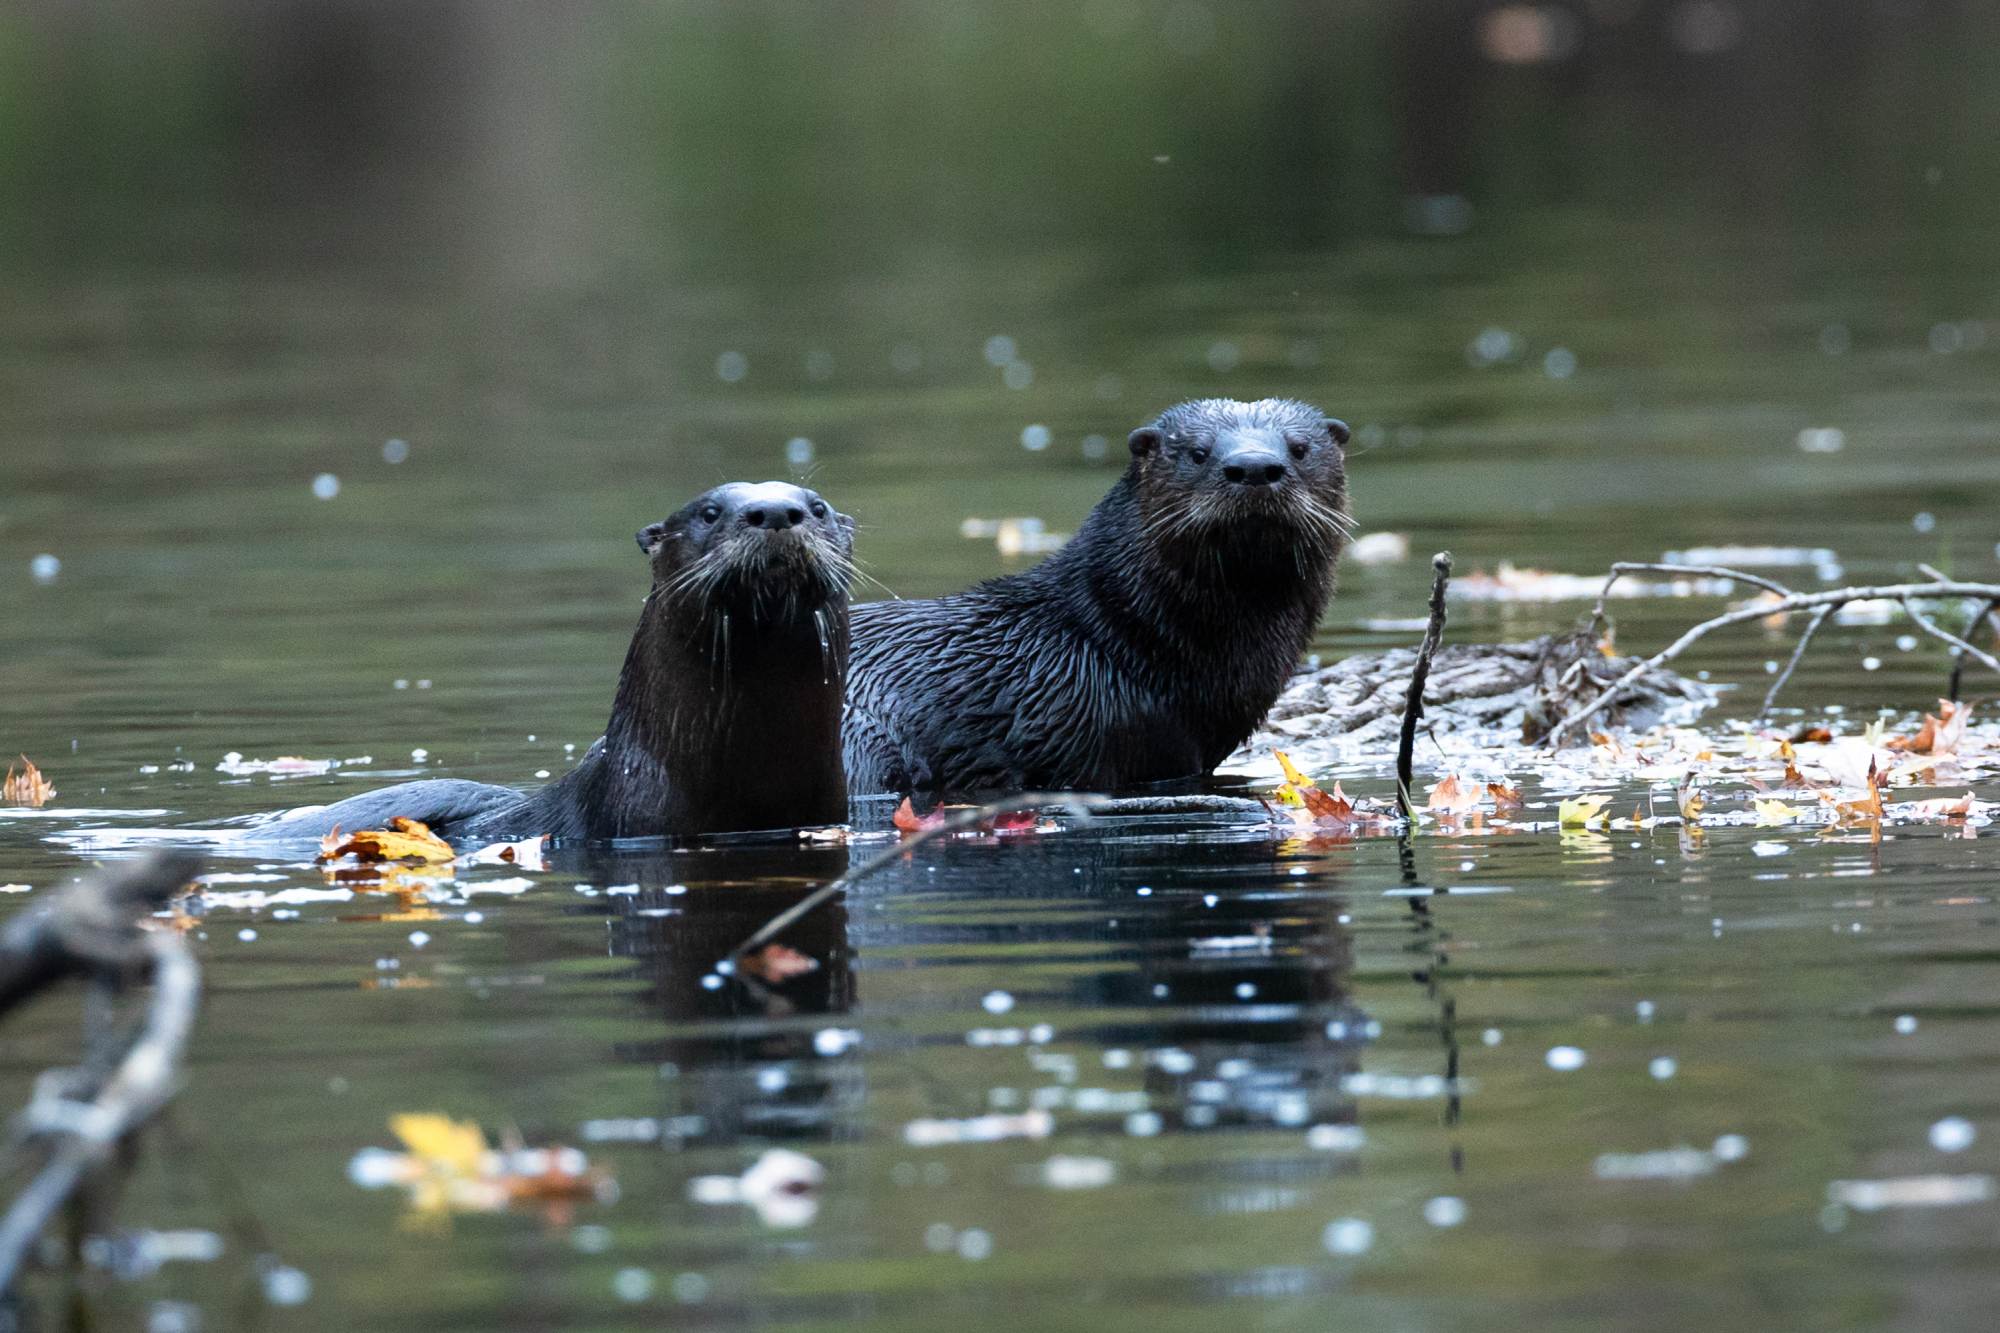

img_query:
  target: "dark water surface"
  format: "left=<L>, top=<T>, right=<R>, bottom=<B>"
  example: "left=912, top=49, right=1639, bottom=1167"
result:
left=5, top=2, right=2000, bottom=1329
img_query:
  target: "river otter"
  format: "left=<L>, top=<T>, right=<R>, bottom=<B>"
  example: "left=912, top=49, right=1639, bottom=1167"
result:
left=249, top=482, right=855, bottom=843
left=843, top=398, right=1350, bottom=795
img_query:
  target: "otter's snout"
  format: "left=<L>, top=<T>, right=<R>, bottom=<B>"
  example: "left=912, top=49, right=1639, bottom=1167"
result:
left=1217, top=436, right=1288, bottom=487
left=742, top=501, right=807, bottom=530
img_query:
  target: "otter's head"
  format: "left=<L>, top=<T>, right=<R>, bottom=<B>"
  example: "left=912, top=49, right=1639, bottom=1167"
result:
left=1126, top=397, right=1351, bottom=563
left=636, top=481, right=856, bottom=623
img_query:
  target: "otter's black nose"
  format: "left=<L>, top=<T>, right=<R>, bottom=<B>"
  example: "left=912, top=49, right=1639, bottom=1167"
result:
left=742, top=503, right=807, bottom=530
left=1221, top=452, right=1287, bottom=486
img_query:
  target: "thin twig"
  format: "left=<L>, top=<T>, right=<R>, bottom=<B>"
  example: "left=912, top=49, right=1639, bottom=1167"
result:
left=1901, top=597, right=2000, bottom=677
left=1397, top=553, right=1453, bottom=819
left=728, top=793, right=1104, bottom=962
left=1588, top=562, right=1793, bottom=631
left=1757, top=602, right=1838, bottom=719
left=1548, top=576, right=2000, bottom=745
left=1946, top=599, right=2000, bottom=704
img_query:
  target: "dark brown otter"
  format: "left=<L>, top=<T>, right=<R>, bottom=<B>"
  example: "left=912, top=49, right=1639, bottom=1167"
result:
left=843, top=398, right=1349, bottom=795
left=250, top=482, right=855, bottom=843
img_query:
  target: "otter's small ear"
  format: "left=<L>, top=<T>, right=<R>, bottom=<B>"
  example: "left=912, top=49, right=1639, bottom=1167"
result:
left=837, top=511, right=857, bottom=537
left=1324, top=417, right=1352, bottom=446
left=636, top=522, right=669, bottom=555
left=1128, top=426, right=1164, bottom=458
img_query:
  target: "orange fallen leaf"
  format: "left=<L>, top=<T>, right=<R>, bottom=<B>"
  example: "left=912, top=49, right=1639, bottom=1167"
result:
left=1676, top=777, right=1706, bottom=823
left=1889, top=700, right=1972, bottom=758
left=1791, top=726, right=1834, bottom=744
left=1486, top=781, right=1524, bottom=811
left=740, top=943, right=820, bottom=983
left=3, top=755, right=55, bottom=807
left=1426, top=773, right=1484, bottom=815
left=320, top=816, right=456, bottom=864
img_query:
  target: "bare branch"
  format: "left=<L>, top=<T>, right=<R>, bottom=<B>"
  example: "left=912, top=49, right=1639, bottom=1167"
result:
left=1548, top=577, right=2000, bottom=746
left=728, top=794, right=1104, bottom=962
left=1397, top=553, right=1453, bottom=818
left=1901, top=597, right=2000, bottom=678
left=1757, top=602, right=1838, bottom=719
left=1589, top=562, right=1794, bottom=629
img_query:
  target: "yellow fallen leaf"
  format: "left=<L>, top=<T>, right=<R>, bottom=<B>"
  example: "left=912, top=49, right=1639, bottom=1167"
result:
left=1558, top=794, right=1612, bottom=827
left=1676, top=778, right=1706, bottom=823
left=1754, top=798, right=1799, bottom=825
left=321, top=816, right=456, bottom=864
left=391, top=1113, right=488, bottom=1176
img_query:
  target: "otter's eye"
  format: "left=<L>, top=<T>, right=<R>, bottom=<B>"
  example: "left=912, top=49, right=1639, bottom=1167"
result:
left=1189, top=446, right=1211, bottom=465
left=1288, top=440, right=1310, bottom=461
left=809, top=500, right=828, bottom=519
left=699, top=504, right=723, bottom=523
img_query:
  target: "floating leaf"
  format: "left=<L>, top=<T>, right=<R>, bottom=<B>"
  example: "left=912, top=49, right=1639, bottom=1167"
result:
left=1486, top=781, right=1525, bottom=811
left=740, top=943, right=819, bottom=984
left=1558, top=794, right=1612, bottom=828
left=1754, top=798, right=1800, bottom=825
left=1902, top=792, right=1977, bottom=820
left=1426, top=773, right=1483, bottom=815
left=391, top=1113, right=488, bottom=1177
left=320, top=817, right=455, bottom=864
left=3, top=755, right=55, bottom=807
left=1676, top=777, right=1707, bottom=823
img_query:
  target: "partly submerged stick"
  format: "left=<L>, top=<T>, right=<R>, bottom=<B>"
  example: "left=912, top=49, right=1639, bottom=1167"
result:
left=1396, top=552, right=1453, bottom=819
left=728, top=794, right=1104, bottom=963
left=1549, top=572, right=2000, bottom=746
left=0, top=850, right=203, bottom=1295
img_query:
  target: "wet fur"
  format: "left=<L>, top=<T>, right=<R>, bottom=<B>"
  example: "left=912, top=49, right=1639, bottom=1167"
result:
left=843, top=398, right=1349, bottom=795
left=251, top=484, right=854, bottom=844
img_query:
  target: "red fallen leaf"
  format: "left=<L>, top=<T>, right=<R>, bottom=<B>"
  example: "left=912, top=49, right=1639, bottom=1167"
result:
left=1791, top=726, right=1834, bottom=744
left=1301, top=779, right=1355, bottom=822
left=1486, top=781, right=1525, bottom=811
left=892, top=797, right=1039, bottom=837
left=740, top=943, right=820, bottom=983
left=892, top=797, right=939, bottom=834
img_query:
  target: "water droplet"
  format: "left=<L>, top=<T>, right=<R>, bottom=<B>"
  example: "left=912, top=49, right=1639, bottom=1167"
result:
left=1894, top=1014, right=1918, bottom=1035
left=956, top=1228, right=993, bottom=1260
left=29, top=553, right=59, bottom=583
left=1543, top=347, right=1577, bottom=379
left=785, top=437, right=815, bottom=467
left=1206, top=340, right=1241, bottom=372
left=1482, top=1028, right=1503, bottom=1046
left=237, top=928, right=257, bottom=942
left=1322, top=1217, right=1373, bottom=1255
left=671, top=1272, right=710, bottom=1305
left=982, top=990, right=1015, bottom=1014
left=261, top=1265, right=312, bottom=1306
left=1649, top=1056, right=1678, bottom=1080
left=1002, top=360, right=1034, bottom=390
left=408, top=931, right=430, bottom=949
left=1930, top=1116, right=1976, bottom=1153
left=382, top=438, right=410, bottom=464
left=1422, top=1196, right=1467, bottom=1227
left=715, top=350, right=748, bottom=383
left=1020, top=424, right=1052, bottom=452
left=613, top=1268, right=654, bottom=1302
left=311, top=473, right=340, bottom=500
left=982, top=335, right=1018, bottom=366
left=1545, top=1045, right=1587, bottom=1071
left=1711, top=1133, right=1749, bottom=1161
